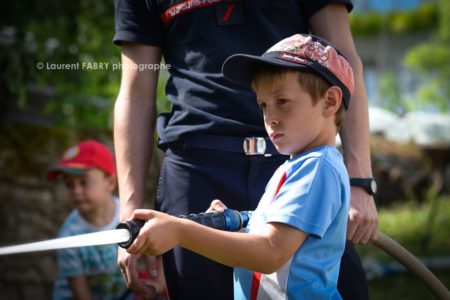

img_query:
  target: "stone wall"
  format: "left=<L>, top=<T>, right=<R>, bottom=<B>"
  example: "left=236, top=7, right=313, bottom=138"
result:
left=0, top=122, right=162, bottom=300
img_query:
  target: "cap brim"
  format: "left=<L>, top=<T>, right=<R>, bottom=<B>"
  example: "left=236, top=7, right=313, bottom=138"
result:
left=222, top=53, right=350, bottom=109
left=46, top=167, right=88, bottom=182
left=222, top=54, right=310, bottom=87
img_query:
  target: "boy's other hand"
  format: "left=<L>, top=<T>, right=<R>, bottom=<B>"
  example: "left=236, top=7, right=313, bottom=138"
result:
left=127, top=210, right=181, bottom=256
left=206, top=199, right=227, bottom=213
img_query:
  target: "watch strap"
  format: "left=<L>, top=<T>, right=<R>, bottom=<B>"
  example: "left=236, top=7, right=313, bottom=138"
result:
left=350, top=177, right=377, bottom=195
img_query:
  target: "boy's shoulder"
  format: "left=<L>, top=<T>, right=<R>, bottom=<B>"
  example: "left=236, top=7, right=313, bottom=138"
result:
left=288, top=146, right=343, bottom=169
left=285, top=146, right=347, bottom=183
left=58, top=210, right=87, bottom=237
left=59, top=197, right=120, bottom=237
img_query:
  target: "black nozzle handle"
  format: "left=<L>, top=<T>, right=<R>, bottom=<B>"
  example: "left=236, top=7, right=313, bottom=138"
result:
left=116, top=220, right=145, bottom=249
left=117, top=210, right=254, bottom=249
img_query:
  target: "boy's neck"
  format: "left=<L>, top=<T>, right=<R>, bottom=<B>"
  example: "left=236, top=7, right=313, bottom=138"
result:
left=291, top=129, right=337, bottom=159
left=80, top=196, right=116, bottom=227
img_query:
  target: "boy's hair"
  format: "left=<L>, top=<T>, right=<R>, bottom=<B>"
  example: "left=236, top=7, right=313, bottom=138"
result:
left=251, top=65, right=346, bottom=129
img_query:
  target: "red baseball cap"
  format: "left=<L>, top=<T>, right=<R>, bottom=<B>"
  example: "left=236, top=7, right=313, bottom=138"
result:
left=47, top=140, right=116, bottom=182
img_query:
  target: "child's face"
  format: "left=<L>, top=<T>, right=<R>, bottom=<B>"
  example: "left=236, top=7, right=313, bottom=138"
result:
left=255, top=71, right=334, bottom=158
left=62, top=168, right=116, bottom=213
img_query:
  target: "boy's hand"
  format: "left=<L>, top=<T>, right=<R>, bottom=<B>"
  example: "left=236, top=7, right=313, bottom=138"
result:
left=206, top=199, right=227, bottom=213
left=127, top=209, right=181, bottom=256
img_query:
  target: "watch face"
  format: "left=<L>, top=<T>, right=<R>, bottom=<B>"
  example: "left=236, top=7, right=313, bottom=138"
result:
left=350, top=178, right=377, bottom=195
left=370, top=180, right=377, bottom=194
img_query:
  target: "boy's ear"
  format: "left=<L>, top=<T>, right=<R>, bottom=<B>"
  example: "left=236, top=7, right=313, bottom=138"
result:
left=322, top=86, right=342, bottom=117
left=107, top=173, right=118, bottom=190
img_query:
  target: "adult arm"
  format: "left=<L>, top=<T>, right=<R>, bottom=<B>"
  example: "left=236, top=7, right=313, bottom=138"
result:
left=114, top=43, right=165, bottom=296
left=127, top=209, right=308, bottom=274
left=309, top=3, right=378, bottom=244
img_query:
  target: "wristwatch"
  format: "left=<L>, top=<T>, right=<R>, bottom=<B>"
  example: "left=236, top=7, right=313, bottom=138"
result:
left=350, top=178, right=377, bottom=195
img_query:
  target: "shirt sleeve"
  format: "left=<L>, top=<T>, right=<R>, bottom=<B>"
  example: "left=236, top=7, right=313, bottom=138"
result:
left=301, top=0, right=353, bottom=21
left=113, top=0, right=164, bottom=46
left=265, top=157, right=343, bottom=239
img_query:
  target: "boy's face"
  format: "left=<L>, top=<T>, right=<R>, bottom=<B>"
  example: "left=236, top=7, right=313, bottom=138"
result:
left=61, top=168, right=116, bottom=213
left=255, top=71, right=335, bottom=157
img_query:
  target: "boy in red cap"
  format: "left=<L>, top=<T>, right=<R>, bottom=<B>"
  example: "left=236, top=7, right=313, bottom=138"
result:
left=124, top=34, right=354, bottom=299
left=48, top=140, right=132, bottom=300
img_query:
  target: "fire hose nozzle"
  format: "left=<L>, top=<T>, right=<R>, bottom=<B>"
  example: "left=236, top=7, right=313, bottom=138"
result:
left=117, top=210, right=253, bottom=249
left=116, top=220, right=145, bottom=249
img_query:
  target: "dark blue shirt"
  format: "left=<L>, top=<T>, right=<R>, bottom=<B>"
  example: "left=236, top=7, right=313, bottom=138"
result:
left=114, top=0, right=352, bottom=146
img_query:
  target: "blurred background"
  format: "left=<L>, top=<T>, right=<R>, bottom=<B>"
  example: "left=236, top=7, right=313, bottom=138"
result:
left=0, top=0, right=449, bottom=299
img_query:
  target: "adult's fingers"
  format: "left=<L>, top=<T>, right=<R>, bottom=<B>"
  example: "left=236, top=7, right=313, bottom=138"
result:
left=143, top=256, right=168, bottom=295
left=145, top=255, right=159, bottom=278
left=349, top=224, right=369, bottom=244
left=132, top=209, right=155, bottom=220
left=347, top=213, right=378, bottom=244
left=120, top=251, right=157, bottom=298
left=347, top=189, right=379, bottom=244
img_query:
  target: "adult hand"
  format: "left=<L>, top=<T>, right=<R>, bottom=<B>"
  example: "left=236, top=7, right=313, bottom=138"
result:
left=347, top=187, right=379, bottom=244
left=118, top=247, right=167, bottom=298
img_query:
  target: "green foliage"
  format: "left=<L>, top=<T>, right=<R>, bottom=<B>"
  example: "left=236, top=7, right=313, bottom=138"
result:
left=350, top=3, right=439, bottom=37
left=378, top=72, right=406, bottom=115
left=378, top=198, right=450, bottom=254
left=356, top=197, right=450, bottom=299
left=357, top=197, right=450, bottom=258
left=1, top=0, right=121, bottom=129
left=404, top=0, right=450, bottom=112
left=350, top=13, right=383, bottom=36
left=157, top=70, right=171, bottom=114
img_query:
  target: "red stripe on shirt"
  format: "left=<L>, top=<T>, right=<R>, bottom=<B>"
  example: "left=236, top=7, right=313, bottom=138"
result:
left=251, top=272, right=262, bottom=300
left=273, top=172, right=287, bottom=201
left=251, top=169, right=286, bottom=298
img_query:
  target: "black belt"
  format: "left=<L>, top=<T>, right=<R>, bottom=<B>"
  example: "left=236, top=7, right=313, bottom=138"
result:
left=170, top=134, right=281, bottom=156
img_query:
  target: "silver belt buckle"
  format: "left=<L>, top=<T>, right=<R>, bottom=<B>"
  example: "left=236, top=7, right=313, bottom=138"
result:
left=243, top=137, right=266, bottom=155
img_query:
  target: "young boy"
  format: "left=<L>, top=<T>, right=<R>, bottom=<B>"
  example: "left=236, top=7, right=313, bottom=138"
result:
left=125, top=34, right=354, bottom=299
left=48, top=140, right=131, bottom=300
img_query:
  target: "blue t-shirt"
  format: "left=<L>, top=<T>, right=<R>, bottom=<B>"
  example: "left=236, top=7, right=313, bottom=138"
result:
left=234, top=146, right=350, bottom=299
left=53, top=197, right=131, bottom=300
left=113, top=0, right=353, bottom=146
